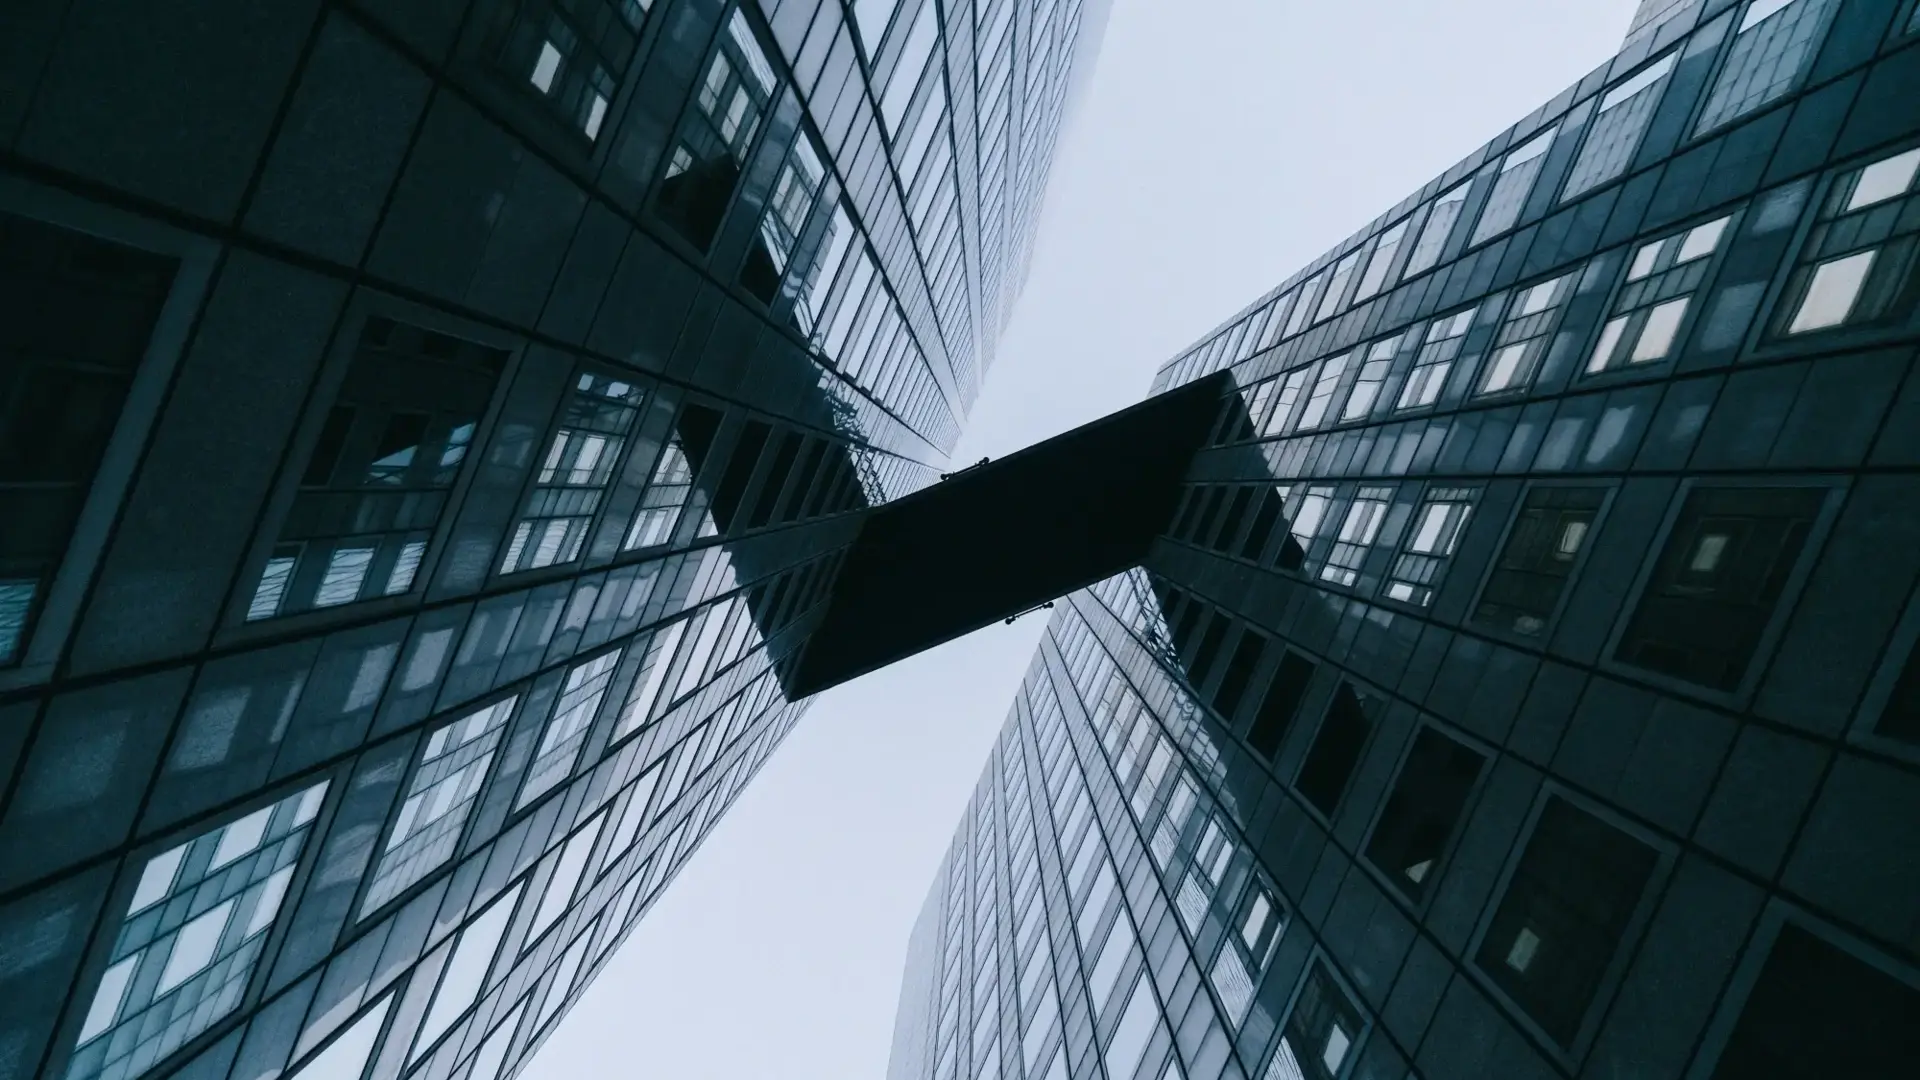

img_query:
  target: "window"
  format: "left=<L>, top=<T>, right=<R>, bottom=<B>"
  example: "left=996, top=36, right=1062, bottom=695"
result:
left=1472, top=127, right=1556, bottom=244
left=1295, top=685, right=1372, bottom=817
left=1696, top=0, right=1839, bottom=135
left=1385, top=488, right=1475, bottom=605
left=410, top=884, right=524, bottom=1063
left=1283, top=273, right=1324, bottom=338
left=1707, top=922, right=1920, bottom=1080
left=614, top=619, right=688, bottom=739
left=1778, top=146, right=1920, bottom=336
left=1295, top=354, right=1350, bottom=431
left=851, top=0, right=900, bottom=48
left=1259, top=366, right=1311, bottom=436
left=466, top=999, right=527, bottom=1080
left=1365, top=729, right=1484, bottom=901
left=282, top=995, right=391, bottom=1080
left=1314, top=250, right=1363, bottom=323
left=1247, top=652, right=1314, bottom=761
left=1615, top=486, right=1824, bottom=690
left=1268, top=963, right=1365, bottom=1080
left=1320, top=488, right=1391, bottom=587
left=71, top=784, right=329, bottom=1080
left=1587, top=214, right=1731, bottom=373
left=1280, top=486, right=1333, bottom=571
left=362, top=698, right=517, bottom=916
left=1477, top=797, right=1656, bottom=1046
left=1341, top=337, right=1396, bottom=422
left=1405, top=182, right=1470, bottom=277
left=880, top=0, right=939, bottom=133
left=0, top=216, right=176, bottom=667
left=1562, top=54, right=1675, bottom=200
left=497, top=0, right=647, bottom=140
left=1211, top=881, right=1284, bottom=1027
left=622, top=438, right=695, bottom=550
left=1397, top=307, right=1474, bottom=409
left=534, top=923, right=594, bottom=1035
left=1102, top=977, right=1161, bottom=1080
left=1239, top=487, right=1288, bottom=561
left=1176, top=818, right=1232, bottom=933
left=502, top=373, right=646, bottom=574
left=654, top=10, right=777, bottom=249
left=1354, top=219, right=1409, bottom=300
left=526, top=813, right=607, bottom=947
left=247, top=319, right=504, bottom=620
left=1474, top=486, right=1606, bottom=636
left=742, top=136, right=827, bottom=302
left=519, top=648, right=623, bottom=808
left=1480, top=272, right=1576, bottom=394
left=793, top=206, right=854, bottom=339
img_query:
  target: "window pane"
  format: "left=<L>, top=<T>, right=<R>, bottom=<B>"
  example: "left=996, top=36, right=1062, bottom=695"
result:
left=1364, top=730, right=1485, bottom=900
left=1787, top=250, right=1875, bottom=333
left=1476, top=798, right=1656, bottom=1046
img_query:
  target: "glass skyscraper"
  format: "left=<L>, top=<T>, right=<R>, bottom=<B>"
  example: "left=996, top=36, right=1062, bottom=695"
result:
left=887, top=4, right=1920, bottom=1080
left=0, top=3, right=1104, bottom=1080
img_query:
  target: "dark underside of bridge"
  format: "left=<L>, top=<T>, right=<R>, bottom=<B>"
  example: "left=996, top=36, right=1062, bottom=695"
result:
left=787, top=372, right=1230, bottom=697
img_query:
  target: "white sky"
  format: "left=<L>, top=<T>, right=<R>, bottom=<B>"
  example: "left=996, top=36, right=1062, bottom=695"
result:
left=524, top=2, right=1641, bottom=1077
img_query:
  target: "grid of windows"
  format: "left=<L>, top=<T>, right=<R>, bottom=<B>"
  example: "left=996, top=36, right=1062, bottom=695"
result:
left=1776, top=145, right=1920, bottom=336
left=71, top=784, right=329, bottom=1080
left=1561, top=53, right=1673, bottom=200
left=362, top=697, right=517, bottom=916
left=1480, top=271, right=1576, bottom=394
left=1396, top=307, right=1474, bottom=410
left=655, top=10, right=778, bottom=250
left=1471, top=127, right=1556, bottom=245
left=1695, top=0, right=1838, bottom=135
left=1587, top=213, right=1732, bottom=373
left=502, top=373, right=647, bottom=574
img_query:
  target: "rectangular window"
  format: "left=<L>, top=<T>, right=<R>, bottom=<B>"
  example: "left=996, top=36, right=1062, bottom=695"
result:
left=248, top=319, right=504, bottom=621
left=1563, top=53, right=1675, bottom=200
left=1477, top=797, right=1657, bottom=1046
left=363, top=697, right=517, bottom=916
left=1283, top=273, right=1325, bottom=338
left=1295, top=354, right=1351, bottom=431
left=503, top=373, right=646, bottom=574
left=1405, top=182, right=1470, bottom=277
left=1615, top=486, right=1824, bottom=690
left=497, top=0, right=645, bottom=141
left=741, top=136, right=827, bottom=302
left=1280, top=486, right=1334, bottom=572
left=1320, top=487, right=1391, bottom=587
left=1240, top=486, right=1288, bottom=562
left=1778, top=146, right=1920, bottom=336
left=880, top=0, right=938, bottom=133
left=1472, top=127, right=1557, bottom=244
left=1588, top=214, right=1731, bottom=374
left=655, top=10, right=777, bottom=250
left=411, top=883, right=523, bottom=1063
left=1474, top=486, right=1606, bottom=636
left=1696, top=0, right=1838, bottom=135
left=1295, top=684, right=1372, bottom=817
left=1364, top=729, right=1485, bottom=901
left=1270, top=963, right=1365, bottom=1080
left=1354, top=219, right=1410, bottom=301
left=73, top=783, right=330, bottom=1080
left=1341, top=337, right=1397, bottom=422
left=1708, top=921, right=1920, bottom=1080
left=1384, top=488, right=1475, bottom=605
left=0, top=216, right=176, bottom=667
left=1480, top=272, right=1576, bottom=394
left=1396, top=307, right=1475, bottom=409
left=1259, top=366, right=1311, bottom=436
left=1314, top=250, right=1364, bottom=323
left=1247, top=651, right=1314, bottom=761
left=1102, top=975, right=1159, bottom=1080
left=519, top=648, right=623, bottom=808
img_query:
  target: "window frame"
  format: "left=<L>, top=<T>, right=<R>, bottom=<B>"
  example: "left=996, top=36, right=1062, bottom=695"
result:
left=1464, top=786, right=1670, bottom=1063
left=1582, top=209, right=1740, bottom=381
left=1468, top=480, right=1617, bottom=644
left=1599, top=475, right=1843, bottom=705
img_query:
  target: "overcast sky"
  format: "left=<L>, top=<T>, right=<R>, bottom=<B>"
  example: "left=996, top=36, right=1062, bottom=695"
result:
left=525, top=2, right=1640, bottom=1077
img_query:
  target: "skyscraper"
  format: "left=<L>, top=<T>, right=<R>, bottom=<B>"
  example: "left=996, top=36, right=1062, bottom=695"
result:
left=0, top=3, right=1106, bottom=1080
left=887, top=3, right=1920, bottom=1080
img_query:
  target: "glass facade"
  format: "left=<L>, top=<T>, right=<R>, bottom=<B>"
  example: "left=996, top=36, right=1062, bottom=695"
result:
left=894, top=4, right=1920, bottom=1080
left=0, top=4, right=1104, bottom=1080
